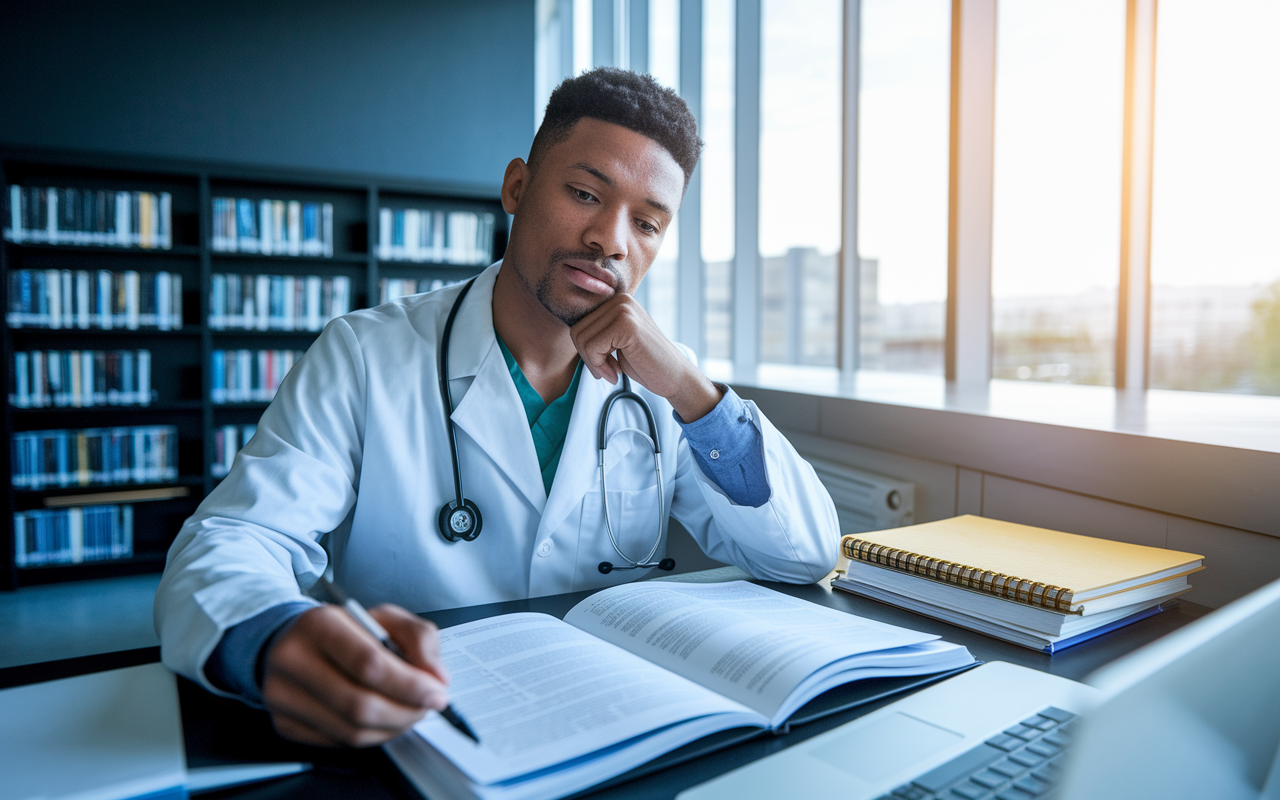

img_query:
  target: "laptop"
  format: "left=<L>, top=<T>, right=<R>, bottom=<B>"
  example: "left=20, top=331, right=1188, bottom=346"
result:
left=678, top=576, right=1280, bottom=800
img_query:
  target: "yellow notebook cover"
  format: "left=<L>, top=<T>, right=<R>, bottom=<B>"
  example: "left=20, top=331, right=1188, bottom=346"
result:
left=841, top=515, right=1204, bottom=612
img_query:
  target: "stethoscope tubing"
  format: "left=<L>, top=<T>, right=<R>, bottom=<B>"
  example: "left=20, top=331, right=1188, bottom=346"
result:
left=437, top=277, right=669, bottom=571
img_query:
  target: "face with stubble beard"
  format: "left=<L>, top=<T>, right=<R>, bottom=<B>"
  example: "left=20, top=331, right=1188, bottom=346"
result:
left=498, top=117, right=684, bottom=329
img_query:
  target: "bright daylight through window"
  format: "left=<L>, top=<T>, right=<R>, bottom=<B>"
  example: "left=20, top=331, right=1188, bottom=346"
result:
left=990, top=0, right=1125, bottom=386
left=702, top=0, right=735, bottom=362
left=857, top=0, right=951, bottom=375
left=758, top=0, right=841, bottom=367
left=1148, top=0, right=1280, bottom=396
left=538, top=0, right=1279, bottom=401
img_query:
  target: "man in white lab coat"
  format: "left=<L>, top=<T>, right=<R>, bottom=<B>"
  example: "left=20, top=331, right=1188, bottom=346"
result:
left=155, top=68, right=839, bottom=747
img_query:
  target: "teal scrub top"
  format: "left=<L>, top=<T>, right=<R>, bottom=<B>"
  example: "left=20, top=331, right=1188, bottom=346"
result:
left=495, top=333, right=584, bottom=495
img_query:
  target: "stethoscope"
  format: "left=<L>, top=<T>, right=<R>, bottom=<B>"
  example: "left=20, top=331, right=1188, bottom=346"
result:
left=436, top=278, right=675, bottom=575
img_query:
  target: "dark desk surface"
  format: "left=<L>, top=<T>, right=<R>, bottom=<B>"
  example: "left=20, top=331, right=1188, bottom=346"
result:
left=0, top=577, right=1210, bottom=800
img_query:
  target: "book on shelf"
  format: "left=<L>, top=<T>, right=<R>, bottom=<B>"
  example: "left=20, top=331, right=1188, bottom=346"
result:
left=12, top=504, right=134, bottom=567
left=4, top=185, right=172, bottom=249
left=383, top=580, right=976, bottom=800
left=10, top=425, right=179, bottom=490
left=208, top=273, right=350, bottom=331
left=211, top=197, right=333, bottom=257
left=210, top=349, right=304, bottom=404
left=376, top=206, right=495, bottom=265
left=830, top=515, right=1204, bottom=652
left=211, top=424, right=257, bottom=478
left=6, top=269, right=183, bottom=330
left=10, top=349, right=153, bottom=408
left=379, top=276, right=463, bottom=305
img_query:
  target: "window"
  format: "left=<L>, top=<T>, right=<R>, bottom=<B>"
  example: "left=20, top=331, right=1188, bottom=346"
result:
left=642, top=0, right=682, bottom=340
left=1149, top=0, right=1280, bottom=395
left=702, top=0, right=735, bottom=362
left=534, top=0, right=1280, bottom=402
left=758, top=0, right=842, bottom=367
left=990, top=0, right=1125, bottom=386
left=857, top=0, right=951, bottom=374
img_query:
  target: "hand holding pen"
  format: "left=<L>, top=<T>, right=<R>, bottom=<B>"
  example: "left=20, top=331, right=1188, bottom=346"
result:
left=314, top=578, right=479, bottom=743
left=258, top=579, right=472, bottom=747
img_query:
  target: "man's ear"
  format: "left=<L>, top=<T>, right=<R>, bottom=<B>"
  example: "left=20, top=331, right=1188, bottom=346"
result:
left=501, top=158, right=531, bottom=215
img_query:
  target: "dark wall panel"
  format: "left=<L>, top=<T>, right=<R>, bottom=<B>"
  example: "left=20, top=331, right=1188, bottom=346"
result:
left=0, top=0, right=535, bottom=190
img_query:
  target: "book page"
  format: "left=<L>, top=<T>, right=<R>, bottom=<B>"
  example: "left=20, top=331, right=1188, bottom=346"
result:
left=563, top=581, right=943, bottom=724
left=418, top=612, right=763, bottom=786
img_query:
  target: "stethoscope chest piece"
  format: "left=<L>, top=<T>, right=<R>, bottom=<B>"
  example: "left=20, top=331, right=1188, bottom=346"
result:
left=439, top=499, right=482, bottom=543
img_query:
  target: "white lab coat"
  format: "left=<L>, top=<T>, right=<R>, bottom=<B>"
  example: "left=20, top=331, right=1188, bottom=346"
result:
left=155, top=262, right=839, bottom=694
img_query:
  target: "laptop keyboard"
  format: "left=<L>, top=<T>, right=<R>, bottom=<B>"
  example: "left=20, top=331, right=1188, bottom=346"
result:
left=875, top=706, right=1077, bottom=800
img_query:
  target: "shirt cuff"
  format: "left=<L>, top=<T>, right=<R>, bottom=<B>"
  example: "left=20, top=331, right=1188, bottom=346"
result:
left=674, top=385, right=771, bottom=507
left=205, top=600, right=314, bottom=705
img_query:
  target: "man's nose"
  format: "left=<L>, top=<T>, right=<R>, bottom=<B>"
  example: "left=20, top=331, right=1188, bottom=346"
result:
left=584, top=205, right=629, bottom=261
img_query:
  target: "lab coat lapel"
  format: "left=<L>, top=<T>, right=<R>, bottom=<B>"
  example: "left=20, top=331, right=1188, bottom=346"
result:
left=445, top=265, right=546, bottom=512
left=539, top=372, right=634, bottom=536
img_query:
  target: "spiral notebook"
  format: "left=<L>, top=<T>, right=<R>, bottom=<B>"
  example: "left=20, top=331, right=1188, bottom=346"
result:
left=839, top=515, right=1204, bottom=614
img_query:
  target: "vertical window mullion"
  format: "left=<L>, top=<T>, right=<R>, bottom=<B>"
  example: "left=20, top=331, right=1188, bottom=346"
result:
left=593, top=0, right=615, bottom=66
left=945, top=0, right=997, bottom=388
left=733, top=0, right=762, bottom=376
left=840, top=0, right=861, bottom=372
left=1116, top=0, right=1157, bottom=391
left=628, top=0, right=652, bottom=309
left=677, top=0, right=704, bottom=356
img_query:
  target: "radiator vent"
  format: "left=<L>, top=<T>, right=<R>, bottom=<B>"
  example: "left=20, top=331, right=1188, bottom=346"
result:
left=806, top=457, right=915, bottom=534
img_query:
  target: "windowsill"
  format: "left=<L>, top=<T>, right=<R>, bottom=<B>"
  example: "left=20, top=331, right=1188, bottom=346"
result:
left=708, top=360, right=1280, bottom=539
left=707, top=360, right=1280, bottom=455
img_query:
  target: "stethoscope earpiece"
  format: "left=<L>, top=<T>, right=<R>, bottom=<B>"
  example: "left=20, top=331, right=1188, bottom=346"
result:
left=599, top=557, right=675, bottom=575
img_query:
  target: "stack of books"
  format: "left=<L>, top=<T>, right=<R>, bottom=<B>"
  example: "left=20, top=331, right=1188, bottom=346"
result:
left=5, top=186, right=172, bottom=249
left=10, top=425, right=179, bottom=489
left=210, top=197, right=333, bottom=256
left=831, top=515, right=1204, bottom=653
left=208, top=273, right=351, bottom=331
left=378, top=276, right=462, bottom=304
left=10, top=349, right=153, bottom=408
left=7, top=269, right=184, bottom=330
left=210, top=349, right=304, bottom=404
left=12, top=504, right=134, bottom=566
left=211, top=424, right=257, bottom=478
left=376, top=207, right=496, bottom=265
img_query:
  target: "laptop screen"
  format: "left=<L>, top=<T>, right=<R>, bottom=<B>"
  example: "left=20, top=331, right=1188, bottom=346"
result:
left=1057, top=576, right=1280, bottom=800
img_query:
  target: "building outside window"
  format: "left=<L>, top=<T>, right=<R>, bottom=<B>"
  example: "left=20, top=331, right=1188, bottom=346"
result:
left=1148, top=0, right=1280, bottom=396
left=757, top=0, right=842, bottom=367
left=856, top=0, right=951, bottom=374
left=540, top=0, right=1280, bottom=401
left=990, top=0, right=1125, bottom=386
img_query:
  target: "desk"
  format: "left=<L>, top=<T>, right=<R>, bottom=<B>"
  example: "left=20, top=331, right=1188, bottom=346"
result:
left=0, top=577, right=1209, bottom=800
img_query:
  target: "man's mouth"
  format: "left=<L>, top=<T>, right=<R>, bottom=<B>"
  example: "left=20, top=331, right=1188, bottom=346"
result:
left=561, top=258, right=618, bottom=295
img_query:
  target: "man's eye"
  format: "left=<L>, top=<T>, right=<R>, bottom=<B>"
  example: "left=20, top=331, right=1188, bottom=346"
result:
left=636, top=220, right=657, bottom=234
left=573, top=188, right=597, bottom=202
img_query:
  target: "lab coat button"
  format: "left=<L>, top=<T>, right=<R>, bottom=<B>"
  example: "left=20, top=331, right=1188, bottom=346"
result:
left=709, top=449, right=720, bottom=460
left=537, top=540, right=553, bottom=557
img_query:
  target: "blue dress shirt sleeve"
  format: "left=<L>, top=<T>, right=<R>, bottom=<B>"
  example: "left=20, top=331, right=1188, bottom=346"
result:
left=205, top=600, right=313, bottom=705
left=673, top=385, right=771, bottom=507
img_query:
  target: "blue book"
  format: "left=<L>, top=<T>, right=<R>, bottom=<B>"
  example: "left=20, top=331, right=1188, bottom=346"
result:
left=1041, top=604, right=1166, bottom=654
left=211, top=350, right=226, bottom=404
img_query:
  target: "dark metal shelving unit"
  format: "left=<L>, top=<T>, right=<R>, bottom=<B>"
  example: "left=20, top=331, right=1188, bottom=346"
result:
left=2, top=148, right=507, bottom=589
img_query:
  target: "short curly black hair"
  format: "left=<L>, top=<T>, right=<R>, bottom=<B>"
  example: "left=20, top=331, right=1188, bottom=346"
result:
left=529, top=68, right=703, bottom=190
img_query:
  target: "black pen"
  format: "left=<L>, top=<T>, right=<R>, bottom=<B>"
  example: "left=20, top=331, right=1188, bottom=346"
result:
left=313, top=577, right=479, bottom=743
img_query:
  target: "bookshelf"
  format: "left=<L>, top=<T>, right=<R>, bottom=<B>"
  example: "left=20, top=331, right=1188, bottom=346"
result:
left=2, top=148, right=507, bottom=589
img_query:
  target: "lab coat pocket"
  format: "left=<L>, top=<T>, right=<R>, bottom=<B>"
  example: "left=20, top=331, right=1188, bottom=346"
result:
left=601, top=483, right=664, bottom=563
left=595, top=435, right=664, bottom=563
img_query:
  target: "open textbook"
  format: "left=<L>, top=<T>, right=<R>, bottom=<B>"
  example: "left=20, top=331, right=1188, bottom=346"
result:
left=385, top=580, right=976, bottom=800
